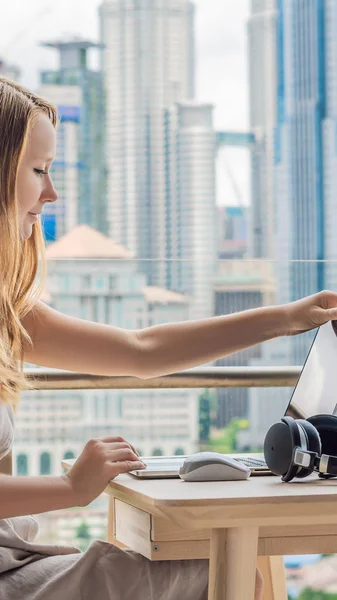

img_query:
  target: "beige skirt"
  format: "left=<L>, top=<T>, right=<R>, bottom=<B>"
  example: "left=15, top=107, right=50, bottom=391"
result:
left=0, top=541, right=209, bottom=600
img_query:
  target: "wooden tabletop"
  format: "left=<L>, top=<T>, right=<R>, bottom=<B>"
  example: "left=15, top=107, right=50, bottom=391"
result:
left=62, top=459, right=337, bottom=506
left=105, top=472, right=337, bottom=507
left=62, top=458, right=337, bottom=525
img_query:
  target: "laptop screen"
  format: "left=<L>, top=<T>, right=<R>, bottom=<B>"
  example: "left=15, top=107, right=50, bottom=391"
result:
left=285, top=321, right=337, bottom=420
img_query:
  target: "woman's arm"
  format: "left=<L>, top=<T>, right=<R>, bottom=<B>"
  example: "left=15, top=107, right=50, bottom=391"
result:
left=23, top=301, right=286, bottom=378
left=23, top=292, right=337, bottom=379
left=0, top=474, right=76, bottom=519
left=0, top=437, right=145, bottom=519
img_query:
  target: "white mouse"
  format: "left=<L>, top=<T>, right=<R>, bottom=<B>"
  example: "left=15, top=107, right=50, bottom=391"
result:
left=179, top=452, right=251, bottom=482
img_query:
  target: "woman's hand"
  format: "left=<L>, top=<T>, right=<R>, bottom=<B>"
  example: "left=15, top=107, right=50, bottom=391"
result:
left=62, top=436, right=146, bottom=506
left=284, top=290, right=337, bottom=336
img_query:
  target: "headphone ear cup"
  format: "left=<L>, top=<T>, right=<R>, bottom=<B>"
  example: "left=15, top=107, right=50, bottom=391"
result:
left=295, top=420, right=321, bottom=478
left=264, top=418, right=298, bottom=479
left=307, top=415, right=337, bottom=456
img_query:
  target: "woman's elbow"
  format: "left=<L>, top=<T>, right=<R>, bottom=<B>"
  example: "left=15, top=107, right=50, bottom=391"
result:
left=131, top=330, right=156, bottom=380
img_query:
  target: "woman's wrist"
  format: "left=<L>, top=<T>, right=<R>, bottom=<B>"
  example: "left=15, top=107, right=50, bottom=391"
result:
left=269, top=304, right=292, bottom=337
left=60, top=474, right=86, bottom=507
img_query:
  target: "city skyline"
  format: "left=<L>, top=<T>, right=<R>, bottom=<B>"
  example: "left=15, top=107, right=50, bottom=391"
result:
left=0, top=0, right=251, bottom=209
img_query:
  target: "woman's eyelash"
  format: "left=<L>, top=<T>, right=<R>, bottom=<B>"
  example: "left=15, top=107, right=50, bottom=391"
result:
left=34, top=168, right=48, bottom=177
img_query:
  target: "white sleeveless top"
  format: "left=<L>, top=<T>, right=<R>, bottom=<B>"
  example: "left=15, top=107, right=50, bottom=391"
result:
left=0, top=401, right=80, bottom=574
left=0, top=402, right=15, bottom=461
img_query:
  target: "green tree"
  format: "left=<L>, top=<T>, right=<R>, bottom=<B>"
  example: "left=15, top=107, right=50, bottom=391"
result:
left=298, top=588, right=335, bottom=600
left=204, top=418, right=249, bottom=454
left=76, top=520, right=91, bottom=540
left=199, top=389, right=212, bottom=443
left=75, top=521, right=91, bottom=551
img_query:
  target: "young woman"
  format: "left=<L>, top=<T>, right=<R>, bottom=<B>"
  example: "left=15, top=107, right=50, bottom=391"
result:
left=0, top=77, right=336, bottom=600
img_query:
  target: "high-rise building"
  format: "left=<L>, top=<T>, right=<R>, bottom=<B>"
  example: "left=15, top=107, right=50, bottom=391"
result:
left=242, top=0, right=337, bottom=450
left=99, top=0, right=216, bottom=318
left=170, top=101, right=216, bottom=318
left=274, top=0, right=335, bottom=364
left=38, top=85, right=81, bottom=241
left=214, top=260, right=275, bottom=428
left=40, top=39, right=107, bottom=237
left=248, top=0, right=277, bottom=259
left=217, top=206, right=248, bottom=260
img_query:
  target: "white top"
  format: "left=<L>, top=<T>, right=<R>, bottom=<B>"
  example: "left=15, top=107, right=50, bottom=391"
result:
left=0, top=401, right=15, bottom=461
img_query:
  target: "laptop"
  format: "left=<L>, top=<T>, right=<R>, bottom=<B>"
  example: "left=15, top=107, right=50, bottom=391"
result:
left=130, top=321, right=337, bottom=478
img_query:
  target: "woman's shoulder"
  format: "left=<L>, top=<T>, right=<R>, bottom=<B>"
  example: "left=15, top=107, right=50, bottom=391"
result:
left=0, top=402, right=15, bottom=461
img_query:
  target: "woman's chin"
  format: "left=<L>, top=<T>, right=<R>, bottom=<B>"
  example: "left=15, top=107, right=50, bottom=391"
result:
left=20, top=223, right=33, bottom=241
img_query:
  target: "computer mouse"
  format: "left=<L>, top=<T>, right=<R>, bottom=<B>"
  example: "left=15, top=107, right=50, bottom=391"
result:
left=179, top=452, right=251, bottom=482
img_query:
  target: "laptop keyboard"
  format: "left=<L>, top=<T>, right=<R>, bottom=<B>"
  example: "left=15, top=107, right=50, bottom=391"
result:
left=232, top=457, right=267, bottom=468
left=140, top=456, right=267, bottom=472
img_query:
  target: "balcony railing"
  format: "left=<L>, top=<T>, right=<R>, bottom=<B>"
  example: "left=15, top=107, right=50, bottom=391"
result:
left=0, top=366, right=300, bottom=477
left=25, top=365, right=301, bottom=390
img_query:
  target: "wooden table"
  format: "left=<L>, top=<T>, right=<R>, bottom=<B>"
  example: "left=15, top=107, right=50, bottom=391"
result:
left=62, top=460, right=337, bottom=600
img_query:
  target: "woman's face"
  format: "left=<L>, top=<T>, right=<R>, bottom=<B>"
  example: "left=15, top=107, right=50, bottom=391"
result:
left=16, top=112, right=58, bottom=240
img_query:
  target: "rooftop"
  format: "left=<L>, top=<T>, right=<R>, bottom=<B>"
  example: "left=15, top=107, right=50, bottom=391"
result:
left=143, top=286, right=187, bottom=304
left=46, top=225, right=134, bottom=260
left=40, top=38, right=101, bottom=51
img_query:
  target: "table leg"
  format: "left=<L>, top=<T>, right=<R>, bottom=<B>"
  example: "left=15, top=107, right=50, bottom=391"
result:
left=257, top=556, right=287, bottom=600
left=106, top=496, right=115, bottom=543
left=106, top=496, right=129, bottom=549
left=208, top=527, right=259, bottom=600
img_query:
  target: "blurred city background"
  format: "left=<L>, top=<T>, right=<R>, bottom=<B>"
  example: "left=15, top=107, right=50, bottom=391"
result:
left=1, top=0, right=337, bottom=597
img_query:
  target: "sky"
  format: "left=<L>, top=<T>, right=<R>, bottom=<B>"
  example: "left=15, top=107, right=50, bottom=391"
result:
left=0, top=0, right=251, bottom=206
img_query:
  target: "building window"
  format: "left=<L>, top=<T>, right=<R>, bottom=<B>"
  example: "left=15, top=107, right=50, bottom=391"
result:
left=174, top=447, right=185, bottom=456
left=82, top=275, right=92, bottom=290
left=40, top=452, right=51, bottom=475
left=63, top=450, right=75, bottom=460
left=152, top=448, right=164, bottom=456
left=16, top=453, right=28, bottom=475
left=95, top=277, right=105, bottom=290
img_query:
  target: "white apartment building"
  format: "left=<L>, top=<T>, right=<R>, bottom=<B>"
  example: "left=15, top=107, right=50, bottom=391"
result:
left=14, top=225, right=200, bottom=476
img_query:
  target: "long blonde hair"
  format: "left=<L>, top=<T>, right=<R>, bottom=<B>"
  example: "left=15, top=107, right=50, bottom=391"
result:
left=0, top=77, right=57, bottom=406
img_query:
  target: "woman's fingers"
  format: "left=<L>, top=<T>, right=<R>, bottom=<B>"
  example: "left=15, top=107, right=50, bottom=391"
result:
left=109, top=460, right=146, bottom=476
left=105, top=447, right=140, bottom=463
left=96, top=436, right=139, bottom=456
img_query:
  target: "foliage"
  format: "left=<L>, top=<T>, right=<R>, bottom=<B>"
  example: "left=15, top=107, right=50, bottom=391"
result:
left=198, top=389, right=213, bottom=443
left=200, top=417, right=249, bottom=454
left=75, top=520, right=92, bottom=551
left=298, top=589, right=337, bottom=600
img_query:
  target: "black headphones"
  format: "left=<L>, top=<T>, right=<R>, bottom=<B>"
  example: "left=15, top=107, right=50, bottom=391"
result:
left=264, top=414, right=337, bottom=482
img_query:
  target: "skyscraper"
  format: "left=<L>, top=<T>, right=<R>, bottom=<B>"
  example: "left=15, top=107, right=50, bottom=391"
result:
left=274, top=0, right=331, bottom=364
left=38, top=84, right=82, bottom=241
left=171, top=101, right=216, bottom=318
left=243, top=0, right=337, bottom=449
left=99, top=0, right=216, bottom=317
left=248, top=0, right=277, bottom=259
left=40, top=39, right=107, bottom=238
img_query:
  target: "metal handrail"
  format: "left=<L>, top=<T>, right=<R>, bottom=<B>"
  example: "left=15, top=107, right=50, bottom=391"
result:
left=24, top=366, right=301, bottom=390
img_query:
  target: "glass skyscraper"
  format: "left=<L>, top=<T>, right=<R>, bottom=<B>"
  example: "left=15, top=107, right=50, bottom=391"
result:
left=40, top=40, right=107, bottom=238
left=245, top=0, right=337, bottom=447
left=274, top=0, right=334, bottom=364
